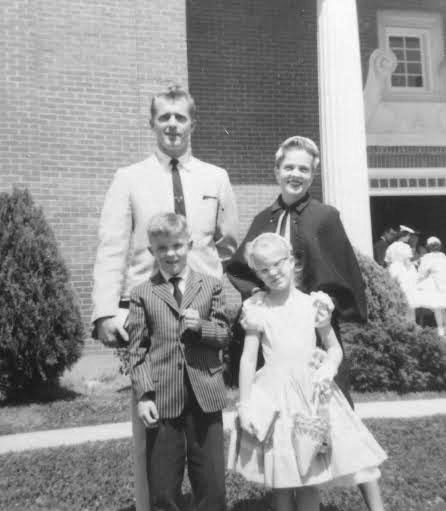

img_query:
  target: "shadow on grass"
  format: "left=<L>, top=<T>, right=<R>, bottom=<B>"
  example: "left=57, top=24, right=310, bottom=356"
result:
left=1, top=380, right=81, bottom=406
left=117, top=384, right=132, bottom=393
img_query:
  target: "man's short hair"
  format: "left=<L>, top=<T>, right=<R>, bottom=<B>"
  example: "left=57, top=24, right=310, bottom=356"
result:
left=150, top=84, right=196, bottom=120
left=274, top=136, right=320, bottom=171
left=147, top=212, right=190, bottom=244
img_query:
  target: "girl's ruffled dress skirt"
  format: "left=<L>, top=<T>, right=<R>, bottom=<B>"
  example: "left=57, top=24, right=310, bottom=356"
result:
left=227, top=290, right=387, bottom=489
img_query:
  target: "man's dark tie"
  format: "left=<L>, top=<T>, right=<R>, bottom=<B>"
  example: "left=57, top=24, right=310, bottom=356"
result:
left=169, top=277, right=183, bottom=307
left=170, top=158, right=186, bottom=217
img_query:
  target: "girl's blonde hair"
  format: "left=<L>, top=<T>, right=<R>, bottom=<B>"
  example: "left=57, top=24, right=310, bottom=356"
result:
left=245, top=232, right=292, bottom=270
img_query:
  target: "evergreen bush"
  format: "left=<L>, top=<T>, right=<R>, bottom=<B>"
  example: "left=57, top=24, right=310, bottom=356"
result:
left=0, top=188, right=84, bottom=400
left=341, top=252, right=446, bottom=392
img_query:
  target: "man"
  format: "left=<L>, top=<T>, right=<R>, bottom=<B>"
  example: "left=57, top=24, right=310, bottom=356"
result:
left=227, top=136, right=386, bottom=511
left=373, top=227, right=397, bottom=267
left=92, top=85, right=238, bottom=511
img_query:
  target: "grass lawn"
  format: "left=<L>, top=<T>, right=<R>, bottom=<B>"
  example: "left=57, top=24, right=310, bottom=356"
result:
left=1, top=353, right=446, bottom=436
left=1, top=417, right=445, bottom=511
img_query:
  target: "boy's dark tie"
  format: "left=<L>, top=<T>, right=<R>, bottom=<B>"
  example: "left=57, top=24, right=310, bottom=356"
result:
left=170, top=158, right=186, bottom=217
left=169, top=276, right=183, bottom=306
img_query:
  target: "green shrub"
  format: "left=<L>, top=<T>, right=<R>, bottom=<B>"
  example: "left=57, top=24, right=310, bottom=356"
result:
left=354, top=251, right=410, bottom=323
left=341, top=252, right=446, bottom=392
left=0, top=188, right=84, bottom=400
left=343, top=320, right=446, bottom=392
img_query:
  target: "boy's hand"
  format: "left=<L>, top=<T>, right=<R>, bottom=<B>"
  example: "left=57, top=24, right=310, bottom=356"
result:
left=183, top=308, right=202, bottom=333
left=137, top=398, right=159, bottom=428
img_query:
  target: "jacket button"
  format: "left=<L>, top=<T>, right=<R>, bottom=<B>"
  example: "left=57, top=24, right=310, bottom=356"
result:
left=178, top=362, right=182, bottom=370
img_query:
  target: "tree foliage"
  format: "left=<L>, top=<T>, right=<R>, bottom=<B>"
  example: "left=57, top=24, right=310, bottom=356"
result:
left=0, top=188, right=84, bottom=400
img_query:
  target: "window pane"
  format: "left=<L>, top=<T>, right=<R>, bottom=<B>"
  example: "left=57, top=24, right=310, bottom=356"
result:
left=392, top=49, right=405, bottom=60
left=407, top=75, right=423, bottom=87
left=395, top=63, right=405, bottom=73
left=392, top=75, right=406, bottom=87
left=389, top=36, right=404, bottom=48
left=406, top=50, right=421, bottom=61
left=405, top=37, right=420, bottom=49
left=407, top=63, right=422, bottom=74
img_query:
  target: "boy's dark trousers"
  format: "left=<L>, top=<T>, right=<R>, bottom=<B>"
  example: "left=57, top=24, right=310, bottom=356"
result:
left=146, top=372, right=226, bottom=511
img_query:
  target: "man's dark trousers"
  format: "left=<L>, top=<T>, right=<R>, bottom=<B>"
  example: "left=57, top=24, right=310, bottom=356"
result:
left=146, top=373, right=226, bottom=511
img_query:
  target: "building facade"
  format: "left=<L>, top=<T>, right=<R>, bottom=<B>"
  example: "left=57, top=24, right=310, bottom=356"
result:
left=2, top=0, right=446, bottom=342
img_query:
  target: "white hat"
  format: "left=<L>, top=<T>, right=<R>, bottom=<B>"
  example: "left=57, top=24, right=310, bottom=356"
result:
left=426, top=236, right=441, bottom=246
left=399, top=225, right=415, bottom=234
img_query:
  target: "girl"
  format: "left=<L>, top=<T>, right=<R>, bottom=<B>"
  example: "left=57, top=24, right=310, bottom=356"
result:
left=228, top=233, right=387, bottom=511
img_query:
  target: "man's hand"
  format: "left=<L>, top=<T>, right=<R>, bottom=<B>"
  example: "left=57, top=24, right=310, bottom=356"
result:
left=137, top=398, right=159, bottom=428
left=95, top=316, right=129, bottom=348
left=183, top=308, right=201, bottom=333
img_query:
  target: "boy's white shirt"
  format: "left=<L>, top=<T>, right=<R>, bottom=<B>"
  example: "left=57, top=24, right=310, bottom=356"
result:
left=117, top=266, right=191, bottom=332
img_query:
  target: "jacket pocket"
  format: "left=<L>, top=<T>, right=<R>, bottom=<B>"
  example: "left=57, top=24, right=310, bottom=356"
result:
left=208, top=365, right=223, bottom=376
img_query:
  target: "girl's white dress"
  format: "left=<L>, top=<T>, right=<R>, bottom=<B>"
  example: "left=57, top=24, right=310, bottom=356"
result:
left=416, top=252, right=446, bottom=309
left=227, top=289, right=387, bottom=489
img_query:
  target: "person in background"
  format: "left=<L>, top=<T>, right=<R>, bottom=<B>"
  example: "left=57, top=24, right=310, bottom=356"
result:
left=417, top=236, right=446, bottom=337
left=384, top=225, right=415, bottom=267
left=91, top=85, right=238, bottom=511
left=385, top=239, right=419, bottom=322
left=373, top=227, right=397, bottom=267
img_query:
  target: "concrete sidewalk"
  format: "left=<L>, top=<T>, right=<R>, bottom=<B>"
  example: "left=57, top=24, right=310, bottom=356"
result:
left=1, top=398, right=446, bottom=455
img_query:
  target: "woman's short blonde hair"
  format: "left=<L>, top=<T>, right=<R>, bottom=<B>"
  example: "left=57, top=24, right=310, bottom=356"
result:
left=274, top=135, right=320, bottom=171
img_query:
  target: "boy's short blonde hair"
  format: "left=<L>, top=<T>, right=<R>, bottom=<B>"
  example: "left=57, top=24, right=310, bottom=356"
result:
left=274, top=135, right=320, bottom=172
left=147, top=213, right=190, bottom=244
left=245, top=233, right=292, bottom=270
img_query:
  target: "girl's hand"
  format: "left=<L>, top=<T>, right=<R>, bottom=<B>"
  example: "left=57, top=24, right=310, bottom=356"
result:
left=237, top=403, right=256, bottom=436
left=313, top=361, right=337, bottom=396
left=311, top=292, right=335, bottom=328
left=309, top=347, right=327, bottom=370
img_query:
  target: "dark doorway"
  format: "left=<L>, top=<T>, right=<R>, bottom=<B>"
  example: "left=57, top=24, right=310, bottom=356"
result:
left=370, top=195, right=446, bottom=246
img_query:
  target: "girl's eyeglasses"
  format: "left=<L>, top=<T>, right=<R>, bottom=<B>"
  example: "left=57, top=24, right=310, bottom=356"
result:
left=256, top=257, right=290, bottom=277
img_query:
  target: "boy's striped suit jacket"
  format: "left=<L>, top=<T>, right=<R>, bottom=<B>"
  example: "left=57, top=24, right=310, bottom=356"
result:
left=128, top=269, right=229, bottom=418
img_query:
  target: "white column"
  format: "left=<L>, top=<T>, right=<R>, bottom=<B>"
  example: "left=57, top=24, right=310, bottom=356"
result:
left=317, top=0, right=373, bottom=256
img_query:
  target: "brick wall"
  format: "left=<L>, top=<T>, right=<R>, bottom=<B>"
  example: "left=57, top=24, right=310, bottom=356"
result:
left=186, top=0, right=321, bottom=193
left=1, top=0, right=189, bottom=347
left=3, top=0, right=445, bottom=353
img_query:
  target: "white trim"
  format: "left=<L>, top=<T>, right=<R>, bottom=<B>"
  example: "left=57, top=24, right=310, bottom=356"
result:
left=367, top=133, right=446, bottom=146
left=369, top=167, right=446, bottom=196
left=369, top=167, right=446, bottom=178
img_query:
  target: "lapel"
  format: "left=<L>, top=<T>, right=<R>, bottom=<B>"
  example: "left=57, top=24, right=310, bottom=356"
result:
left=150, top=271, right=179, bottom=313
left=181, top=269, right=203, bottom=310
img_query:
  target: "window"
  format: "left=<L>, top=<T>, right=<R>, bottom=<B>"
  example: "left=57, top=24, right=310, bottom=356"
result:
left=377, top=11, right=444, bottom=98
left=388, top=34, right=424, bottom=89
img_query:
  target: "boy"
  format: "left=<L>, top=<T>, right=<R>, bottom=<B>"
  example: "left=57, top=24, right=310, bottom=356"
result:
left=128, top=212, right=229, bottom=511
